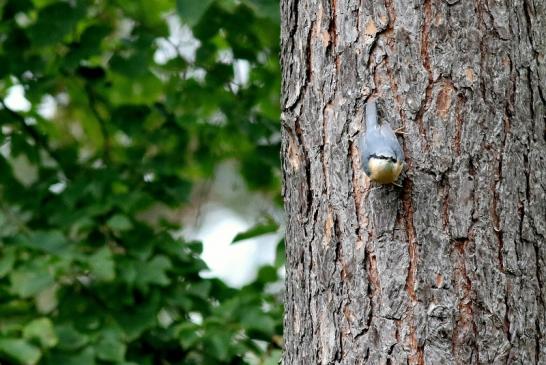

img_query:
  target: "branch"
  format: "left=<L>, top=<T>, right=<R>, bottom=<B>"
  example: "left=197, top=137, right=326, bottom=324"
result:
left=0, top=100, right=69, bottom=178
left=84, top=84, right=110, bottom=163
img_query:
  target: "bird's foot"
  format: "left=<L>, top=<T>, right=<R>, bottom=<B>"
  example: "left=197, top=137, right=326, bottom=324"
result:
left=394, top=127, right=407, bottom=135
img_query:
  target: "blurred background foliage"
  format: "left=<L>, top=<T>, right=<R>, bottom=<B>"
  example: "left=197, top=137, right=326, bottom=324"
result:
left=0, top=0, right=283, bottom=364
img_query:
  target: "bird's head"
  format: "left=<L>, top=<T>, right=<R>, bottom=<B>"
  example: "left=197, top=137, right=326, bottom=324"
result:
left=366, top=153, right=404, bottom=184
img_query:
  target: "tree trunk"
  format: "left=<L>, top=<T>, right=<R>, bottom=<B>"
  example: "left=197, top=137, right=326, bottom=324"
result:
left=280, top=0, right=545, bottom=364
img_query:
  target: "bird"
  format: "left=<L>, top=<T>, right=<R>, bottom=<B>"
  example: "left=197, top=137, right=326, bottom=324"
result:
left=359, top=99, right=405, bottom=185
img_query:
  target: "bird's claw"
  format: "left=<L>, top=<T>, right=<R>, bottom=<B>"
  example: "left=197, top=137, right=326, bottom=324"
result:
left=394, top=127, right=407, bottom=135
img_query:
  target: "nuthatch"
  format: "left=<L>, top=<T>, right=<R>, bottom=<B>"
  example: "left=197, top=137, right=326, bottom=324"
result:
left=359, top=100, right=405, bottom=184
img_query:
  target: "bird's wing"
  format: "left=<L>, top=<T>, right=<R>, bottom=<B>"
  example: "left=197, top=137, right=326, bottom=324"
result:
left=379, top=122, right=404, bottom=161
left=359, top=131, right=371, bottom=175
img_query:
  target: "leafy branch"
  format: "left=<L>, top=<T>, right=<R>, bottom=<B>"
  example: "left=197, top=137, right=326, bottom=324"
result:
left=0, top=100, right=70, bottom=179
left=84, top=84, right=111, bottom=163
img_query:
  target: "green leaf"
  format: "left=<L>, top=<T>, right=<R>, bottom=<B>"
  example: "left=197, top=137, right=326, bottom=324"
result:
left=0, top=247, right=16, bottom=278
left=135, top=255, right=172, bottom=287
left=274, top=238, right=285, bottom=268
left=0, top=338, right=41, bottom=365
left=176, top=322, right=201, bottom=348
left=187, top=241, right=203, bottom=255
left=176, top=0, right=214, bottom=26
left=18, top=230, right=68, bottom=254
left=257, top=265, right=277, bottom=284
left=116, top=0, right=171, bottom=31
left=64, top=24, right=112, bottom=69
left=231, top=221, right=278, bottom=244
left=88, top=247, right=115, bottom=282
left=10, top=267, right=54, bottom=298
left=118, top=259, right=137, bottom=285
left=186, top=280, right=211, bottom=300
left=106, top=214, right=133, bottom=232
left=44, top=347, right=95, bottom=365
left=31, top=0, right=57, bottom=8
left=55, top=325, right=88, bottom=351
left=115, top=302, right=158, bottom=341
left=27, top=2, right=85, bottom=46
left=262, top=349, right=282, bottom=365
left=110, top=50, right=150, bottom=78
left=203, top=331, right=231, bottom=361
left=23, top=318, right=58, bottom=348
left=243, top=0, right=279, bottom=22
left=107, top=72, right=163, bottom=105
left=96, top=330, right=126, bottom=363
left=240, top=308, right=276, bottom=338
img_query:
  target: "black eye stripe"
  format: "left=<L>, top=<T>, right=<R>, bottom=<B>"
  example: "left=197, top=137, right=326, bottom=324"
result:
left=370, top=154, right=397, bottom=163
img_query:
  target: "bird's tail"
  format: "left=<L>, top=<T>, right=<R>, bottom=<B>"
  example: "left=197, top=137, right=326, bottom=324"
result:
left=366, top=99, right=378, bottom=129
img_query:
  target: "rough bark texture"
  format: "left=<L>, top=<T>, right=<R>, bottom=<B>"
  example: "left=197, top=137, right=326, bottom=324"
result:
left=280, top=0, right=545, bottom=364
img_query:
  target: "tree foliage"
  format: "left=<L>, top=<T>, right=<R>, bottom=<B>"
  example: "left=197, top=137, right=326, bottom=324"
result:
left=0, top=0, right=282, bottom=364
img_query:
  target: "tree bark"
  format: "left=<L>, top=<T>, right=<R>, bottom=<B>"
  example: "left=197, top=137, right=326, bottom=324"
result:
left=280, top=0, right=545, bottom=364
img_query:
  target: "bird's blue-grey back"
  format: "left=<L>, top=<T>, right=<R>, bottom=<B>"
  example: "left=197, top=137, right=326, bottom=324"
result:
left=359, top=130, right=371, bottom=175
left=379, top=122, right=404, bottom=161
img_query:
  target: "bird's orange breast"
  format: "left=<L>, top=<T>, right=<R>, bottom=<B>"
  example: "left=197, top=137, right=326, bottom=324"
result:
left=368, top=158, right=403, bottom=184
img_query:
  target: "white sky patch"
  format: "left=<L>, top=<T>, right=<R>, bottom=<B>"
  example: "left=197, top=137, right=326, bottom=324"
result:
left=38, top=95, right=57, bottom=119
left=143, top=172, right=155, bottom=183
left=49, top=181, right=67, bottom=194
left=191, top=205, right=261, bottom=287
left=5, top=85, right=31, bottom=112
left=188, top=312, right=203, bottom=325
left=154, top=15, right=200, bottom=65
left=218, top=49, right=234, bottom=64
left=194, top=205, right=279, bottom=287
left=234, top=59, right=250, bottom=86
left=154, top=38, right=177, bottom=65
left=185, top=68, right=206, bottom=82
left=229, top=60, right=250, bottom=92
left=208, top=111, right=227, bottom=126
